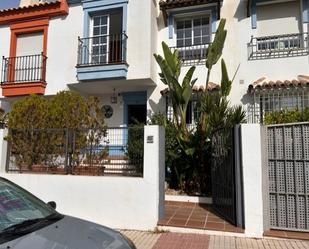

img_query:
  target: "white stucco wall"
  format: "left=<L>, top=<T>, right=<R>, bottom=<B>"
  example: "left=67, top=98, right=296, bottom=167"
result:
left=0, top=0, right=308, bottom=110
left=0, top=25, right=12, bottom=69
left=240, top=124, right=265, bottom=238
left=126, top=0, right=153, bottom=80
left=45, top=4, right=83, bottom=95
left=0, top=126, right=165, bottom=230
left=99, top=94, right=124, bottom=127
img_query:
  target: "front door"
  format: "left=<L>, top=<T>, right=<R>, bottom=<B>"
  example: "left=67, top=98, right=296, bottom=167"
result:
left=127, top=105, right=146, bottom=126
left=90, top=10, right=123, bottom=65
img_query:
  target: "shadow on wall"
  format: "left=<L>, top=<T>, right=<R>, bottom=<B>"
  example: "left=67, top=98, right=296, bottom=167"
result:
left=241, top=91, right=255, bottom=122
left=156, top=11, right=166, bottom=32
left=233, top=0, right=248, bottom=21
left=147, top=86, right=165, bottom=119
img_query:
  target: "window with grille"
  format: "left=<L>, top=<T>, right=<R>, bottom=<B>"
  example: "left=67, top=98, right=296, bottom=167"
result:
left=248, top=89, right=309, bottom=123
left=175, top=16, right=211, bottom=62
left=166, top=99, right=200, bottom=128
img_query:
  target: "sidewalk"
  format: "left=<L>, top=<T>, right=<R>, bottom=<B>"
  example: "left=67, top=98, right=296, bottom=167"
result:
left=121, top=230, right=309, bottom=249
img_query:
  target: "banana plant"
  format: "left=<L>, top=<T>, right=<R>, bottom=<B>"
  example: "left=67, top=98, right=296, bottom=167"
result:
left=205, top=19, right=227, bottom=90
left=154, top=42, right=197, bottom=140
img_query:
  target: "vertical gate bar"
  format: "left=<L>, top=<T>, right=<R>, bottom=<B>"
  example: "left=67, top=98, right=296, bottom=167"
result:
left=274, top=126, right=280, bottom=227
left=282, top=126, right=289, bottom=228
left=262, top=125, right=271, bottom=230
left=292, top=125, right=298, bottom=229
left=64, top=128, right=69, bottom=174
left=5, top=129, right=11, bottom=172
left=301, top=124, right=308, bottom=229
left=234, top=125, right=245, bottom=228
left=232, top=127, right=236, bottom=223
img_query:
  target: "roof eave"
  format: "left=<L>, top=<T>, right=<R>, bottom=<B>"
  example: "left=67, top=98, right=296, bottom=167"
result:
left=0, top=0, right=69, bottom=25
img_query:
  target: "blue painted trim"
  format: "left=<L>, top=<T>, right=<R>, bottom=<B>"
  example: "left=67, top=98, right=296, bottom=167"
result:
left=302, top=0, right=309, bottom=23
left=251, top=0, right=257, bottom=29
left=211, top=8, right=217, bottom=33
left=168, top=15, right=174, bottom=39
left=107, top=145, right=125, bottom=156
left=81, top=0, right=128, bottom=37
left=82, top=0, right=128, bottom=8
left=76, top=64, right=128, bottom=81
left=122, top=91, right=147, bottom=126
left=68, top=0, right=81, bottom=4
left=167, top=6, right=217, bottom=39
left=84, top=144, right=125, bottom=156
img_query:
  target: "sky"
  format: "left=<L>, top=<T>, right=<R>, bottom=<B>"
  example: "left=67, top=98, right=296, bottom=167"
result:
left=0, top=0, right=20, bottom=10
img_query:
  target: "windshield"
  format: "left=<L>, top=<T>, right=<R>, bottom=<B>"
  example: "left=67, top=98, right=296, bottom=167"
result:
left=0, top=178, right=57, bottom=233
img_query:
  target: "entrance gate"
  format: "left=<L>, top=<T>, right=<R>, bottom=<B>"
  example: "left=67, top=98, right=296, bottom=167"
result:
left=266, top=122, right=309, bottom=231
left=211, top=125, right=244, bottom=228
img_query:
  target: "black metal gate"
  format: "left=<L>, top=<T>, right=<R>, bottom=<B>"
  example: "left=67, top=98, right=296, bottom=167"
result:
left=211, top=125, right=244, bottom=227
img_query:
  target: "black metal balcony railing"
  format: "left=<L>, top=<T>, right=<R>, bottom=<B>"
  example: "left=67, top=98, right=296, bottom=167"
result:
left=169, top=43, right=210, bottom=66
left=77, top=33, right=128, bottom=67
left=1, top=53, right=47, bottom=84
left=248, top=32, right=309, bottom=60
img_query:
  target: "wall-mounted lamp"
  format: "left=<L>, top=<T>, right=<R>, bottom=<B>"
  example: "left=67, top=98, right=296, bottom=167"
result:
left=111, top=88, right=117, bottom=104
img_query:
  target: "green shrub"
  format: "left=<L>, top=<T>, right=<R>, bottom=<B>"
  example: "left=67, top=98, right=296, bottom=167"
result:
left=126, top=126, right=144, bottom=175
left=264, top=108, right=309, bottom=125
left=7, top=94, right=50, bottom=129
left=6, top=91, right=106, bottom=169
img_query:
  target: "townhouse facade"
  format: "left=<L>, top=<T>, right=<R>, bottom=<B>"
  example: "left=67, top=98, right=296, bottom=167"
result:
left=0, top=0, right=308, bottom=126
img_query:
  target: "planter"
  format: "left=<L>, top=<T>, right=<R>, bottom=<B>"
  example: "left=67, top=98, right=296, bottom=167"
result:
left=72, top=165, right=105, bottom=176
left=18, top=164, right=66, bottom=174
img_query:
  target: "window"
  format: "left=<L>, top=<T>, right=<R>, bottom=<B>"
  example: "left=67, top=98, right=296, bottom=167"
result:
left=176, top=17, right=211, bottom=47
left=91, top=15, right=109, bottom=64
left=166, top=98, right=201, bottom=126
left=248, top=89, right=309, bottom=123
left=175, top=16, right=210, bottom=62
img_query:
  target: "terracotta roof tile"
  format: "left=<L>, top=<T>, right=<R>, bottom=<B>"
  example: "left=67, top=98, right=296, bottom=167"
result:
left=0, top=0, right=60, bottom=13
left=160, top=82, right=220, bottom=95
left=248, top=75, right=309, bottom=93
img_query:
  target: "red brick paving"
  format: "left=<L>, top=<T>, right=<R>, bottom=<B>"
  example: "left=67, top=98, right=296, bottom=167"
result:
left=152, top=233, right=209, bottom=249
left=158, top=201, right=244, bottom=233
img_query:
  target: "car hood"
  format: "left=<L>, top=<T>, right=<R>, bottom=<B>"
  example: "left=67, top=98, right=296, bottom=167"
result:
left=2, top=216, right=132, bottom=249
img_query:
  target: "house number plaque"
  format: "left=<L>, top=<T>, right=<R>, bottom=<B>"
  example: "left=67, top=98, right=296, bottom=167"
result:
left=147, top=136, right=154, bottom=143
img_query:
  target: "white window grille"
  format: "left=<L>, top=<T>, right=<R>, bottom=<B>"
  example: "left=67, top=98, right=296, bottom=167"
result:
left=248, top=87, right=309, bottom=123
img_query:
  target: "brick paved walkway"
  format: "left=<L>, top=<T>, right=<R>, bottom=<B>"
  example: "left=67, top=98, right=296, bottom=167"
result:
left=121, top=231, right=309, bottom=249
left=158, top=201, right=243, bottom=233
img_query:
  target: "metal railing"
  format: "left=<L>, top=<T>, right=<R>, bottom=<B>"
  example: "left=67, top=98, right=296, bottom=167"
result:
left=1, top=53, right=47, bottom=84
left=248, top=32, right=309, bottom=60
left=169, top=43, right=210, bottom=66
left=77, top=33, right=128, bottom=67
left=6, top=127, right=144, bottom=177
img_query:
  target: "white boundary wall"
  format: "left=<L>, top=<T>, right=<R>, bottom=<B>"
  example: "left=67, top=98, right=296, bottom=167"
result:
left=0, top=125, right=165, bottom=231
left=240, top=124, right=265, bottom=238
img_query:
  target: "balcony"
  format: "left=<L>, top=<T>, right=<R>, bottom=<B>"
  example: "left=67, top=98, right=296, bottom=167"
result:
left=1, top=53, right=47, bottom=97
left=248, top=33, right=309, bottom=60
left=76, top=33, right=128, bottom=81
left=169, top=43, right=209, bottom=66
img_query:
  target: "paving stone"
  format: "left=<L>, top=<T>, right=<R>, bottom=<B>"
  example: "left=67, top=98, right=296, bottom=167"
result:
left=121, top=230, right=309, bottom=249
